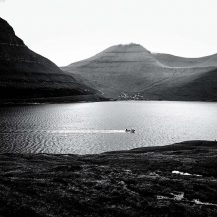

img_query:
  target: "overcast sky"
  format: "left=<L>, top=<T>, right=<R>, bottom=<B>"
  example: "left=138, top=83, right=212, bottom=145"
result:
left=0, top=0, right=217, bottom=66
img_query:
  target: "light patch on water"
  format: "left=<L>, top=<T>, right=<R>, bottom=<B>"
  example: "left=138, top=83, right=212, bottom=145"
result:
left=157, top=192, right=184, bottom=201
left=193, top=199, right=217, bottom=207
left=157, top=195, right=170, bottom=200
left=170, top=192, right=184, bottom=201
left=172, top=170, right=202, bottom=177
left=157, top=193, right=217, bottom=207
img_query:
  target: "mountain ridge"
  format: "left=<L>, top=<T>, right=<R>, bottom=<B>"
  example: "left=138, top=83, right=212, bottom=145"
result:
left=62, top=43, right=217, bottom=101
left=154, top=52, right=217, bottom=68
left=0, top=17, right=103, bottom=103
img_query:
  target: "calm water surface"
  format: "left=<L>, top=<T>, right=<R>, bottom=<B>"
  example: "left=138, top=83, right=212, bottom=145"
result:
left=0, top=101, right=216, bottom=154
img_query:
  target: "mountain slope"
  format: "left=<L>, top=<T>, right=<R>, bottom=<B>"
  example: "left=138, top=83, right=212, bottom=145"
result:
left=0, top=17, right=101, bottom=103
left=156, top=69, right=217, bottom=101
left=154, top=53, right=217, bottom=68
left=62, top=43, right=217, bottom=101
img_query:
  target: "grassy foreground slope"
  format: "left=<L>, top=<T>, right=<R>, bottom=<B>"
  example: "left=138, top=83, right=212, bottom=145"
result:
left=0, top=140, right=217, bottom=217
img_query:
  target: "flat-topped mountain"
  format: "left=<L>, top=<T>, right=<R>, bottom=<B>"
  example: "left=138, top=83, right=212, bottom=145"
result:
left=62, top=43, right=217, bottom=101
left=0, top=17, right=101, bottom=103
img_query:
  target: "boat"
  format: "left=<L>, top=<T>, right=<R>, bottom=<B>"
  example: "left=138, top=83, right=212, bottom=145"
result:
left=125, top=129, right=135, bottom=133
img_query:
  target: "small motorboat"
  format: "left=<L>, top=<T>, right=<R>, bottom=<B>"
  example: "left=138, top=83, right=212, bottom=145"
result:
left=125, top=129, right=135, bottom=133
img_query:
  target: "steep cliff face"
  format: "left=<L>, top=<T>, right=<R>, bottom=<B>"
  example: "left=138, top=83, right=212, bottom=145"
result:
left=63, top=43, right=217, bottom=101
left=0, top=18, right=100, bottom=102
left=0, top=18, right=24, bottom=46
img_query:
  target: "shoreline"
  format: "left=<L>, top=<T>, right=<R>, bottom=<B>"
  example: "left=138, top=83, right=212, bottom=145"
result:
left=0, top=140, right=217, bottom=216
left=1, top=98, right=217, bottom=106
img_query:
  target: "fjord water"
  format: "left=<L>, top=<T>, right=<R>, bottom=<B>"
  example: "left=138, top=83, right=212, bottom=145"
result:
left=0, top=101, right=216, bottom=154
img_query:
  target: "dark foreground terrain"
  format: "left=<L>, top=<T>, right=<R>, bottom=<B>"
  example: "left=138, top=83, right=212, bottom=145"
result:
left=0, top=140, right=217, bottom=217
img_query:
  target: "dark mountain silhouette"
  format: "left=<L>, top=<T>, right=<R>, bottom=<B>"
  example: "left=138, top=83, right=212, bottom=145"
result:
left=0, top=17, right=102, bottom=103
left=62, top=43, right=217, bottom=101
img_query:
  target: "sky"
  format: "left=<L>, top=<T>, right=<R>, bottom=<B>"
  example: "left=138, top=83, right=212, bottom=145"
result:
left=0, top=0, right=217, bottom=66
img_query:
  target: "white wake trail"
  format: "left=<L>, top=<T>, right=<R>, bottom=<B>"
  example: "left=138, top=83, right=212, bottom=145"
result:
left=0, top=130, right=127, bottom=134
left=43, top=130, right=126, bottom=134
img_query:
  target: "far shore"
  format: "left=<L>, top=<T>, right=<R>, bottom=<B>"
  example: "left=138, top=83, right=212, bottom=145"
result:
left=1, top=97, right=217, bottom=106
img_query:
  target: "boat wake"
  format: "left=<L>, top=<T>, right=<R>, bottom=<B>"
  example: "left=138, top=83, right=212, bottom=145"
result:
left=0, top=130, right=126, bottom=134
left=44, top=130, right=126, bottom=134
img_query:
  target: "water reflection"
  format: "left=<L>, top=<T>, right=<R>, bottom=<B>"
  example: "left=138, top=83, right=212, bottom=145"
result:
left=0, top=101, right=216, bottom=154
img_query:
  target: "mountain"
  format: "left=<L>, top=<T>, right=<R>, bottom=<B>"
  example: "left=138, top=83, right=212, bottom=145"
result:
left=154, top=53, right=217, bottom=68
left=62, top=43, right=217, bottom=101
left=0, top=17, right=102, bottom=103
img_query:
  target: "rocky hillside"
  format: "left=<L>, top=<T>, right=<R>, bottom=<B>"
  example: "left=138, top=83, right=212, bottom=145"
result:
left=0, top=140, right=217, bottom=217
left=62, top=44, right=217, bottom=101
left=0, top=17, right=102, bottom=103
